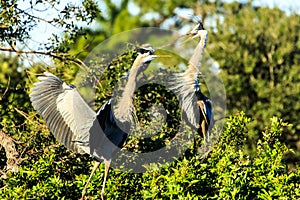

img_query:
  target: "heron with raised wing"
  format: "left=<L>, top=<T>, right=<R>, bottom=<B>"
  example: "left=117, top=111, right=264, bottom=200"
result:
left=30, top=47, right=168, bottom=199
left=173, top=21, right=214, bottom=147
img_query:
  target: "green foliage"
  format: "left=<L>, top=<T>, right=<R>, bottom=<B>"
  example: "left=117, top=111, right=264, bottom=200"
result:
left=125, top=113, right=297, bottom=200
left=208, top=2, right=300, bottom=145
left=204, top=2, right=300, bottom=163
left=207, top=113, right=298, bottom=200
left=0, top=0, right=100, bottom=56
left=1, top=77, right=299, bottom=199
left=0, top=54, right=30, bottom=129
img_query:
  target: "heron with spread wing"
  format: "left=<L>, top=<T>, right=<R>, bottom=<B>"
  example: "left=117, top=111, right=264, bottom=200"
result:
left=30, top=47, right=167, bottom=199
left=173, top=22, right=214, bottom=147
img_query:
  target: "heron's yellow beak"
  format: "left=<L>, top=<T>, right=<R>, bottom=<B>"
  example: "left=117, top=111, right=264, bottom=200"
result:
left=180, top=31, right=201, bottom=46
left=152, top=54, right=172, bottom=58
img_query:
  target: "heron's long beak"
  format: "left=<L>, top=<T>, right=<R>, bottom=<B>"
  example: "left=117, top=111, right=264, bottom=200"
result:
left=180, top=32, right=202, bottom=46
left=180, top=23, right=205, bottom=46
left=153, top=54, right=172, bottom=58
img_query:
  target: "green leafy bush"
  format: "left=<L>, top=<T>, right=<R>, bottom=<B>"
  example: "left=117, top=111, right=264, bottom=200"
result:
left=1, top=108, right=299, bottom=199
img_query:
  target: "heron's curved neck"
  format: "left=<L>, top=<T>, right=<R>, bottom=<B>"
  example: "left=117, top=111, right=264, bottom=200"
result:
left=121, top=64, right=139, bottom=102
left=114, top=56, right=142, bottom=121
left=187, top=33, right=207, bottom=77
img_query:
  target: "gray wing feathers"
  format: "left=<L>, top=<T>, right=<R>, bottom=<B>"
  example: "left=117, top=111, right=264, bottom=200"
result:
left=56, top=84, right=96, bottom=142
left=30, top=72, right=96, bottom=154
left=169, top=73, right=200, bottom=129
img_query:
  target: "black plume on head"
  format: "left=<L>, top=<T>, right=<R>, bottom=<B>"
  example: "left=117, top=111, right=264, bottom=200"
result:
left=197, top=22, right=205, bottom=30
left=192, top=16, right=205, bottom=30
left=136, top=44, right=155, bottom=55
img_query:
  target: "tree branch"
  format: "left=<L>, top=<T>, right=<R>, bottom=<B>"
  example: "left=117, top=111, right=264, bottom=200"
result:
left=0, top=47, right=61, bottom=58
left=0, top=47, right=88, bottom=70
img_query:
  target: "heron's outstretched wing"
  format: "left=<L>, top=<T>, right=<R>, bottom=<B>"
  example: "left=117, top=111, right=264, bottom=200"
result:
left=30, top=72, right=98, bottom=154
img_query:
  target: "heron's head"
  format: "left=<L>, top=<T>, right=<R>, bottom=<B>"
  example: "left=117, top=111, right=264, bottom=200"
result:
left=134, top=52, right=170, bottom=75
left=136, top=44, right=155, bottom=55
left=193, top=21, right=205, bottom=32
left=181, top=21, right=206, bottom=45
left=187, top=18, right=205, bottom=34
left=139, top=52, right=158, bottom=64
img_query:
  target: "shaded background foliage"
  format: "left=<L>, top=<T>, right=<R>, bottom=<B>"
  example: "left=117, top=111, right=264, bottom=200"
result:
left=0, top=0, right=299, bottom=199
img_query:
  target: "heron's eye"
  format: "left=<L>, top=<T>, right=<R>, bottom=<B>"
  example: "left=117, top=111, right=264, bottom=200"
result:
left=68, top=84, right=76, bottom=89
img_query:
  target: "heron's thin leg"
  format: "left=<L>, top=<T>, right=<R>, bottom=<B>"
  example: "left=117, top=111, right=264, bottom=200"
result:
left=206, top=130, right=211, bottom=145
left=81, top=161, right=101, bottom=199
left=101, top=162, right=110, bottom=200
left=193, top=135, right=197, bottom=154
left=201, top=120, right=207, bottom=145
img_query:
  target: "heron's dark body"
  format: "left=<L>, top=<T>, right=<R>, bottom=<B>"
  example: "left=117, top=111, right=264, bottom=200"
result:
left=96, top=99, right=128, bottom=152
left=195, top=90, right=213, bottom=136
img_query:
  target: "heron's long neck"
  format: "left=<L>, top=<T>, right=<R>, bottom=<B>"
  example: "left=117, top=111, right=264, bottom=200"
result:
left=185, top=33, right=207, bottom=81
left=114, top=59, right=141, bottom=121
left=120, top=66, right=138, bottom=107
left=172, top=32, right=208, bottom=128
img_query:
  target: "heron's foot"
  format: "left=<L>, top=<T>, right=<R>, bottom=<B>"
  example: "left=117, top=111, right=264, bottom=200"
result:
left=200, top=150, right=210, bottom=160
left=197, top=141, right=211, bottom=159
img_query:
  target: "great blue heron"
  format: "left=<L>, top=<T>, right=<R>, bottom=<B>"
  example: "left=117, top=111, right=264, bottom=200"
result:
left=173, top=22, right=214, bottom=147
left=29, top=48, right=167, bottom=199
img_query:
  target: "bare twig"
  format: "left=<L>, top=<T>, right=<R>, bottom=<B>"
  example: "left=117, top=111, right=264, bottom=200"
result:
left=14, top=7, right=58, bottom=28
left=0, top=76, right=10, bottom=100
left=0, top=47, right=88, bottom=70
left=0, top=47, right=65, bottom=59
left=14, top=108, right=35, bottom=124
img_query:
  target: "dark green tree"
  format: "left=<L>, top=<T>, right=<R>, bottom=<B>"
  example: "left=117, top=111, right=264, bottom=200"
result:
left=207, top=2, right=299, bottom=157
